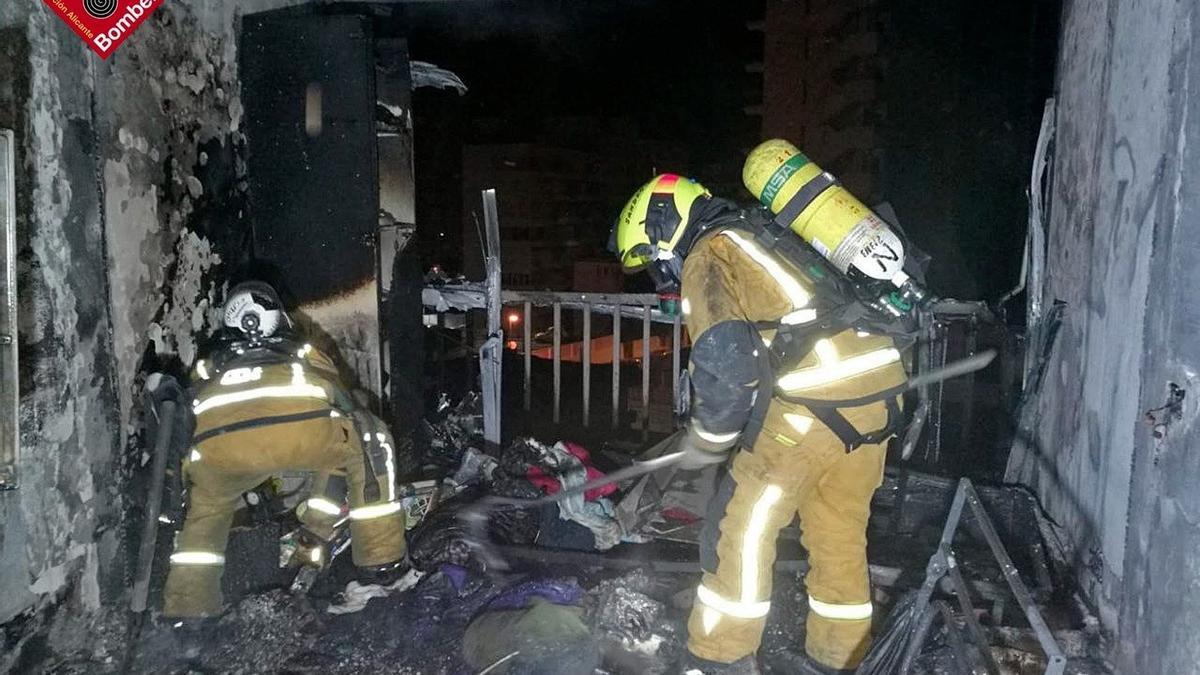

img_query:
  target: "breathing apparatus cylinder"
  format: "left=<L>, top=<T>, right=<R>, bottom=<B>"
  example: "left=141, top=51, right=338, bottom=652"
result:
left=743, top=139, right=931, bottom=315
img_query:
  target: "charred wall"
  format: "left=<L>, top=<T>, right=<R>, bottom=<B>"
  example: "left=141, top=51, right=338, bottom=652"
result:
left=1016, top=0, right=1200, bottom=670
left=0, top=0, right=303, bottom=666
left=0, top=8, right=121, bottom=638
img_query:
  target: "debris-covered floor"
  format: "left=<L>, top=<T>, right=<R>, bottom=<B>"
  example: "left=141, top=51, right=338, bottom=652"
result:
left=36, top=397, right=1111, bottom=675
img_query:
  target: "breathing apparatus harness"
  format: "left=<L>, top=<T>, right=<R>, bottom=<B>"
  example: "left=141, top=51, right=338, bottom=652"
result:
left=189, top=334, right=373, bottom=448
left=719, top=207, right=929, bottom=453
left=191, top=332, right=397, bottom=507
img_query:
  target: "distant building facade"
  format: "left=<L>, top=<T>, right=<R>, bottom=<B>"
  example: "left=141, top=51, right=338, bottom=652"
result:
left=757, top=0, right=884, bottom=201
left=573, top=259, right=624, bottom=293
left=461, top=140, right=685, bottom=291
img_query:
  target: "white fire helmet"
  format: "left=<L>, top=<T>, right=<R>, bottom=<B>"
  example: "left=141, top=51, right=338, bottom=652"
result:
left=223, top=281, right=287, bottom=337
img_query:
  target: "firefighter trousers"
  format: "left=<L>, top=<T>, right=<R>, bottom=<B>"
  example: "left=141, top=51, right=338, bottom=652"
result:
left=687, top=400, right=888, bottom=669
left=163, top=412, right=406, bottom=618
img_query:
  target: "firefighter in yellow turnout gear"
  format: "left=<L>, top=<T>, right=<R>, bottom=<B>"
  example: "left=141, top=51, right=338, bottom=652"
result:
left=163, top=282, right=408, bottom=618
left=610, top=172, right=911, bottom=674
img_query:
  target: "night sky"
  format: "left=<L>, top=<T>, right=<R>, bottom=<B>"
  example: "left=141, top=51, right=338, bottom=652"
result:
left=399, top=0, right=765, bottom=274
left=389, top=0, right=1057, bottom=301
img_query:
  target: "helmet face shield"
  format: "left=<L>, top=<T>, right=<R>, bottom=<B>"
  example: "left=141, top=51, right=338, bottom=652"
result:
left=646, top=256, right=683, bottom=294
left=620, top=243, right=657, bottom=273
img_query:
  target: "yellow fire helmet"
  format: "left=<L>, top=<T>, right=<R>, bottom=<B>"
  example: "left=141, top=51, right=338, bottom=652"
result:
left=609, top=174, right=711, bottom=286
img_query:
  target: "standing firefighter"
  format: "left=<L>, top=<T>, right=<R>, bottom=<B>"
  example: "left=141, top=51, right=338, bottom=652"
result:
left=610, top=162, right=917, bottom=674
left=163, top=281, right=408, bottom=618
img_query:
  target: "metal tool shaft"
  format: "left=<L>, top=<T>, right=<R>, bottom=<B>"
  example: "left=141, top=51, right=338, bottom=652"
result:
left=131, top=399, right=176, bottom=614
left=482, top=449, right=687, bottom=510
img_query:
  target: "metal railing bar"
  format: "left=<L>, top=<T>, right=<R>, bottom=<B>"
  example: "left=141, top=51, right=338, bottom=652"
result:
left=642, top=304, right=651, bottom=442
left=612, top=305, right=621, bottom=429
left=582, top=304, right=591, bottom=428
left=523, top=301, right=531, bottom=412
left=423, top=285, right=676, bottom=324
left=672, top=312, right=682, bottom=418
left=553, top=302, right=561, bottom=425
left=505, top=290, right=660, bottom=306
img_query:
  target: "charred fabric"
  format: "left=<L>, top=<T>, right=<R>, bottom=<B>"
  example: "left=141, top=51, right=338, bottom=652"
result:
left=111, top=392, right=1107, bottom=675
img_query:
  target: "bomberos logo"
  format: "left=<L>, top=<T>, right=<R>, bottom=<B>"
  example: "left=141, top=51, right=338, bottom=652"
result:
left=42, top=0, right=163, bottom=59
left=82, top=0, right=117, bottom=20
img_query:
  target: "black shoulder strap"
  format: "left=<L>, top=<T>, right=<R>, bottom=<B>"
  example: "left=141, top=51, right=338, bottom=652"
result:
left=806, top=396, right=902, bottom=452
left=210, top=337, right=306, bottom=373
left=806, top=405, right=863, bottom=452
left=739, top=339, right=777, bottom=452
left=192, top=408, right=335, bottom=444
left=719, top=216, right=916, bottom=452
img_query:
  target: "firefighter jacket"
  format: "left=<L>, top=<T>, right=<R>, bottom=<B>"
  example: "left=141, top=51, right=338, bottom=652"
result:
left=681, top=226, right=908, bottom=454
left=162, top=337, right=406, bottom=618
left=680, top=226, right=907, bottom=669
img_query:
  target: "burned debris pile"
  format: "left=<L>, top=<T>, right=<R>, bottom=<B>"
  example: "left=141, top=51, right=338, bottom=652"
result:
left=110, top=392, right=1110, bottom=674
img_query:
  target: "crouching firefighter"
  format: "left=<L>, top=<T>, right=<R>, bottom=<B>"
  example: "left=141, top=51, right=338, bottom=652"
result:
left=162, top=281, right=409, bottom=618
left=609, top=170, right=925, bottom=674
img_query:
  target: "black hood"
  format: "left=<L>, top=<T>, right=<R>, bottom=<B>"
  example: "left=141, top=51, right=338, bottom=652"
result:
left=675, top=196, right=753, bottom=259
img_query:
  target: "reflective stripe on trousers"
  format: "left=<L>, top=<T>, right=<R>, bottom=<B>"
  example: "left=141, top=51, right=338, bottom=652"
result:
left=693, top=483, right=786, bottom=636
left=305, top=496, right=343, bottom=516
left=170, top=551, right=225, bottom=565
left=808, top=596, right=873, bottom=621
left=349, top=501, right=402, bottom=520
left=686, top=422, right=886, bottom=668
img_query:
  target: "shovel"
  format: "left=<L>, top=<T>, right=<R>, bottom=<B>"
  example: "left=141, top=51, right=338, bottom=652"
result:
left=457, top=350, right=997, bottom=571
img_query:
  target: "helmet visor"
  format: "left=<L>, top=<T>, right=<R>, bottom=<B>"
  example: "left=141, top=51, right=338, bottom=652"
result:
left=620, top=243, right=657, bottom=273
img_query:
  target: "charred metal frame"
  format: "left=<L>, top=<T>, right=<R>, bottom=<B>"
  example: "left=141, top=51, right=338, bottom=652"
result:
left=422, top=190, right=687, bottom=442
left=0, top=130, right=15, bottom=489
left=423, top=285, right=683, bottom=435
left=912, top=300, right=996, bottom=464
left=481, top=189, right=502, bottom=449
left=902, top=478, right=1066, bottom=675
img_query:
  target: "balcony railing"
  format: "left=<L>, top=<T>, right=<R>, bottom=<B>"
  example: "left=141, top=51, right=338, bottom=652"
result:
left=422, top=191, right=1013, bottom=472
left=422, top=283, right=686, bottom=441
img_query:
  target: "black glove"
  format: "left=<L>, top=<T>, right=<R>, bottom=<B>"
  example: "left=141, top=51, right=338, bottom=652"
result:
left=677, top=423, right=740, bottom=471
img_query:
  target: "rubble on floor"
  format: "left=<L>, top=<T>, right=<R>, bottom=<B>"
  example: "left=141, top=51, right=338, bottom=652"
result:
left=462, top=578, right=597, bottom=673
left=44, top=395, right=1111, bottom=674
left=582, top=570, right=683, bottom=675
left=423, top=392, right=485, bottom=472
left=134, top=590, right=324, bottom=674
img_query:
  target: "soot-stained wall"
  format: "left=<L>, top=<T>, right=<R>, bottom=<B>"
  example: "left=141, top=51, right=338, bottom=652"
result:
left=1012, top=0, right=1200, bottom=670
left=0, top=0, right=303, bottom=665
left=0, top=6, right=121, bottom=638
